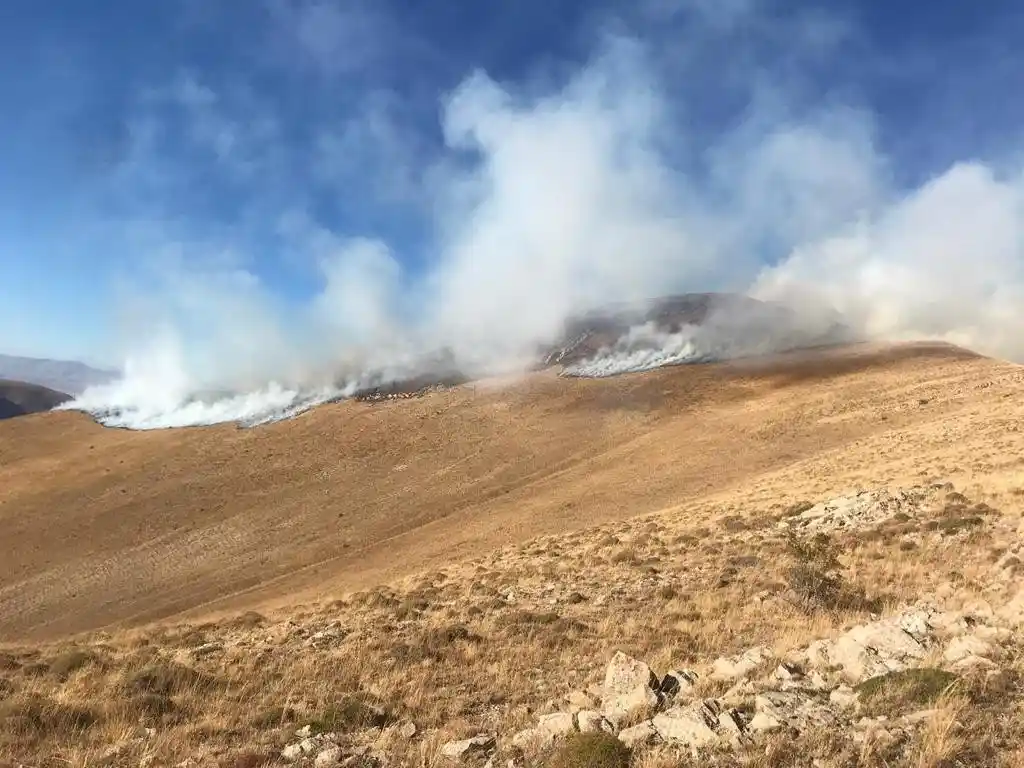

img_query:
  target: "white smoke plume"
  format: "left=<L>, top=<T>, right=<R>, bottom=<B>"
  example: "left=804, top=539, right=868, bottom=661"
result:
left=60, top=7, right=1024, bottom=429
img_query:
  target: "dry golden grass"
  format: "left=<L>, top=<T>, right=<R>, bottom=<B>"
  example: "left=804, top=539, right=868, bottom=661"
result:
left=2, top=480, right=1022, bottom=766
left=3, top=341, right=1024, bottom=765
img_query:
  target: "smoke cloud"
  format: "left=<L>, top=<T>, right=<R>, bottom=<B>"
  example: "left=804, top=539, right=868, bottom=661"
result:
left=61, top=6, right=1024, bottom=429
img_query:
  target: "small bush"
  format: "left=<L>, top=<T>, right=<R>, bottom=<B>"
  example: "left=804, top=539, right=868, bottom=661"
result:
left=658, top=585, right=679, bottom=601
left=47, top=649, right=95, bottom=680
left=785, top=532, right=882, bottom=614
left=121, top=661, right=217, bottom=697
left=936, top=516, right=984, bottom=536
left=126, top=692, right=178, bottom=719
left=228, top=611, right=267, bottom=629
left=220, top=750, right=277, bottom=768
left=855, top=668, right=959, bottom=716
left=547, top=733, right=631, bottom=768
left=0, top=695, right=100, bottom=741
left=390, top=623, right=481, bottom=663
left=250, top=705, right=296, bottom=728
left=720, top=515, right=751, bottom=532
left=307, top=694, right=392, bottom=734
left=495, top=611, right=589, bottom=650
left=783, top=501, right=815, bottom=518
left=610, top=548, right=639, bottom=565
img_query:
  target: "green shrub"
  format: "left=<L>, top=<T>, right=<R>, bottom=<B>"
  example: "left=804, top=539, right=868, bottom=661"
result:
left=548, top=733, right=631, bottom=768
left=855, top=668, right=959, bottom=716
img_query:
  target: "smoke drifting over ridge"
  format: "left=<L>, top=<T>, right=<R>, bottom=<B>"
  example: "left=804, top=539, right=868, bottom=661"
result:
left=63, top=17, right=1024, bottom=429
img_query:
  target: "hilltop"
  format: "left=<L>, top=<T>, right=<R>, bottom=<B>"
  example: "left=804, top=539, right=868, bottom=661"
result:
left=0, top=354, right=116, bottom=396
left=0, top=379, right=69, bottom=421
left=3, top=340, right=1024, bottom=767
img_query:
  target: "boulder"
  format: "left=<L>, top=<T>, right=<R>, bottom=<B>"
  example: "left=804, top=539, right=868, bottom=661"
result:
left=315, top=747, right=344, bottom=768
left=754, top=691, right=841, bottom=731
left=951, top=655, right=998, bottom=673
left=829, top=685, right=858, bottom=710
left=659, top=669, right=698, bottom=698
left=944, top=635, right=995, bottom=664
left=511, top=713, right=576, bottom=751
left=601, top=652, right=660, bottom=726
left=710, top=647, right=772, bottom=682
left=441, top=735, right=495, bottom=760
left=652, top=701, right=721, bottom=747
left=747, top=711, right=782, bottom=733
left=537, top=713, right=577, bottom=745
left=805, top=613, right=933, bottom=682
left=778, top=489, right=927, bottom=534
left=566, top=690, right=598, bottom=712
left=774, top=662, right=803, bottom=682
left=576, top=711, right=614, bottom=734
left=618, top=721, right=659, bottom=748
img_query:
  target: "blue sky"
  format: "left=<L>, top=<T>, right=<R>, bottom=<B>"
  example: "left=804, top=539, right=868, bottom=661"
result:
left=2, top=0, right=1024, bottom=368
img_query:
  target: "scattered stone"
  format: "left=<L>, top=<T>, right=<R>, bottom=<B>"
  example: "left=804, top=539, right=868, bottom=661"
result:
left=282, top=744, right=304, bottom=762
left=747, top=711, right=783, bottom=733
left=805, top=611, right=934, bottom=682
left=778, top=488, right=930, bottom=534
left=754, top=691, right=841, bottom=731
left=512, top=716, right=577, bottom=753
left=540, top=712, right=577, bottom=741
left=441, top=734, right=496, bottom=760
left=974, top=625, right=1012, bottom=643
left=511, top=712, right=577, bottom=750
left=652, top=701, right=721, bottom=748
left=944, top=635, right=995, bottom=664
left=710, top=646, right=772, bottom=682
left=659, top=669, right=698, bottom=697
left=902, top=709, right=938, bottom=726
left=576, top=711, right=614, bottom=734
left=716, top=709, right=745, bottom=738
left=720, top=678, right=758, bottom=708
left=397, top=721, right=418, bottom=739
left=829, top=685, right=858, bottom=710
left=315, top=747, right=344, bottom=768
left=618, top=721, right=660, bottom=748
left=774, top=662, right=803, bottom=682
left=951, top=654, right=998, bottom=673
left=566, top=690, right=598, bottom=711
left=191, top=642, right=223, bottom=657
left=601, top=652, right=659, bottom=726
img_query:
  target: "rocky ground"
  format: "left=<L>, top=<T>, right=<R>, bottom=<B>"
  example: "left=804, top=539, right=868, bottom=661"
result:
left=4, top=480, right=1024, bottom=767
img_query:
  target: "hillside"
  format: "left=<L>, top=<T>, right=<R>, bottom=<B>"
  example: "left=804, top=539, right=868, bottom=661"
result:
left=3, top=340, right=1024, bottom=766
left=0, top=379, right=69, bottom=420
left=0, top=354, right=116, bottom=396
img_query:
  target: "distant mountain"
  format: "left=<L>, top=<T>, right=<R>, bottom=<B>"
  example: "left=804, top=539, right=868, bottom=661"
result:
left=0, top=379, right=71, bottom=420
left=539, top=292, right=854, bottom=373
left=343, top=293, right=854, bottom=403
left=0, top=354, right=117, bottom=396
